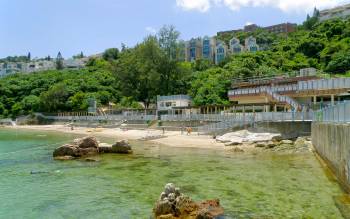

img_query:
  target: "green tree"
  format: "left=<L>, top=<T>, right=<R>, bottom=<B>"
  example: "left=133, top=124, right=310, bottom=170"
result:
left=157, top=25, right=180, bottom=60
left=326, top=51, right=350, bottom=74
left=103, top=48, right=119, bottom=61
left=56, top=52, right=64, bottom=70
left=21, top=95, right=40, bottom=112
left=189, top=68, right=231, bottom=106
left=40, top=83, right=69, bottom=112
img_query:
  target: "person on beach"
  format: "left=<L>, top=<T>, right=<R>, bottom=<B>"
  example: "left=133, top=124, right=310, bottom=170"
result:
left=186, top=127, right=192, bottom=135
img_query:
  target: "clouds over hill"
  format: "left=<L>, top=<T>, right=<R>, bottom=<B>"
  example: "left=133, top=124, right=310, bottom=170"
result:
left=176, top=0, right=346, bottom=13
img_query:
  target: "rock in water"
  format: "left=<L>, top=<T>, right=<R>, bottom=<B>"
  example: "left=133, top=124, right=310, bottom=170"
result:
left=76, top=147, right=99, bottom=156
left=53, top=144, right=78, bottom=157
left=112, top=140, right=133, bottom=154
left=154, top=200, right=175, bottom=216
left=153, top=183, right=224, bottom=219
left=197, top=199, right=224, bottom=219
left=53, top=137, right=133, bottom=160
left=164, top=183, right=176, bottom=195
left=75, top=136, right=99, bottom=148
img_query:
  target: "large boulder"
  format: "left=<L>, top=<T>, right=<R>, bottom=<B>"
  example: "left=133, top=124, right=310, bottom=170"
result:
left=76, top=147, right=99, bottom=156
left=53, top=144, right=78, bottom=157
left=99, top=145, right=114, bottom=153
left=111, top=140, right=133, bottom=154
left=74, top=136, right=99, bottom=148
left=53, top=137, right=134, bottom=159
left=53, top=137, right=99, bottom=159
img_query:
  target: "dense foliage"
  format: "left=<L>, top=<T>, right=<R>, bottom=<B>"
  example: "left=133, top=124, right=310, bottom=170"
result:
left=1, top=17, right=350, bottom=118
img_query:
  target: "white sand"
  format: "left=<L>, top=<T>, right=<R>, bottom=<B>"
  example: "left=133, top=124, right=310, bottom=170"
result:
left=7, top=125, right=225, bottom=150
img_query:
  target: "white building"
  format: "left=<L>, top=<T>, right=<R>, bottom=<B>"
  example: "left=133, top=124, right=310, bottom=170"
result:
left=157, top=95, right=192, bottom=111
left=245, top=36, right=259, bottom=52
left=229, top=37, right=244, bottom=54
left=0, top=58, right=87, bottom=77
left=320, top=3, right=350, bottom=21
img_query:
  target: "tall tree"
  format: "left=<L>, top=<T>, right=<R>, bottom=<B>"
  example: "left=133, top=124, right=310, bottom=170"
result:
left=27, top=52, right=31, bottom=61
left=157, top=25, right=180, bottom=60
left=56, top=52, right=64, bottom=70
left=114, top=36, right=163, bottom=107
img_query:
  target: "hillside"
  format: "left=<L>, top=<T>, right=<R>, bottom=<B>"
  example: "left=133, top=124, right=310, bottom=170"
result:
left=1, top=18, right=350, bottom=118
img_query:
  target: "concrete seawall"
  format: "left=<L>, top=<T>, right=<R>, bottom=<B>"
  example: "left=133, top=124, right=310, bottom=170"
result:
left=312, top=122, right=350, bottom=192
left=250, top=121, right=311, bottom=139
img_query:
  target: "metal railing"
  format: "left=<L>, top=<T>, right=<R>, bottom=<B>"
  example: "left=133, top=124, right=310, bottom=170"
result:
left=197, top=112, right=314, bottom=134
left=265, top=88, right=301, bottom=110
left=0, top=119, right=13, bottom=123
left=314, top=101, right=350, bottom=123
left=157, top=95, right=191, bottom=102
left=198, top=116, right=254, bottom=134
left=229, top=78, right=350, bottom=97
left=228, top=85, right=298, bottom=96
left=298, top=78, right=350, bottom=91
left=36, top=113, right=157, bottom=121
left=160, top=114, right=250, bottom=122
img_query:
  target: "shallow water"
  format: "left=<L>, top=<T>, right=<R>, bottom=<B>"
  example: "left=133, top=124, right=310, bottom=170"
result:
left=0, top=128, right=346, bottom=218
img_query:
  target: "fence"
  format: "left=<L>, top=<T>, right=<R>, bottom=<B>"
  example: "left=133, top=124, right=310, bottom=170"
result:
left=298, top=78, right=350, bottom=91
left=314, top=101, right=350, bottom=123
left=228, top=84, right=299, bottom=96
left=160, top=114, right=251, bottom=122
left=229, top=78, right=350, bottom=96
left=197, top=112, right=314, bottom=134
left=0, top=119, right=13, bottom=123
left=37, top=113, right=157, bottom=122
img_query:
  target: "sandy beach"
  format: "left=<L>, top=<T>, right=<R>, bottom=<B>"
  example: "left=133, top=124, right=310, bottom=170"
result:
left=7, top=125, right=226, bottom=150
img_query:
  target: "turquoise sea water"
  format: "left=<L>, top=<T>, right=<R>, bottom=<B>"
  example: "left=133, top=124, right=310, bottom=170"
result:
left=0, top=128, right=347, bottom=218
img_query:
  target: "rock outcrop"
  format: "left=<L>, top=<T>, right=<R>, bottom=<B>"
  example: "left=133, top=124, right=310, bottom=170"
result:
left=217, top=130, right=281, bottom=145
left=53, top=137, right=133, bottom=159
left=218, top=130, right=313, bottom=154
left=74, top=136, right=99, bottom=148
left=112, top=140, right=133, bottom=154
left=153, top=183, right=224, bottom=219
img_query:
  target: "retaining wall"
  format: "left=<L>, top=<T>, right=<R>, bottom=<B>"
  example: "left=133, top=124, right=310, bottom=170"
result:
left=312, top=122, right=350, bottom=192
left=249, top=121, right=311, bottom=139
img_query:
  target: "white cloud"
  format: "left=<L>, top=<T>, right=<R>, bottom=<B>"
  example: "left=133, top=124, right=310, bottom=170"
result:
left=145, top=26, right=157, bottom=34
left=176, top=0, right=346, bottom=13
left=176, top=0, right=211, bottom=12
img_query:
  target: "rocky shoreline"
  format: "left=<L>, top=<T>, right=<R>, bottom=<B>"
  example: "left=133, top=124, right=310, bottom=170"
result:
left=217, top=130, right=313, bottom=154
left=53, top=136, right=133, bottom=160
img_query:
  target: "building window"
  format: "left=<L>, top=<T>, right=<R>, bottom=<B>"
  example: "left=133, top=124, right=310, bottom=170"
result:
left=202, top=38, right=211, bottom=59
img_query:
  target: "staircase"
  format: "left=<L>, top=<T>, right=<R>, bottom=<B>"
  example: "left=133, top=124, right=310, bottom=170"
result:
left=265, top=88, right=301, bottom=111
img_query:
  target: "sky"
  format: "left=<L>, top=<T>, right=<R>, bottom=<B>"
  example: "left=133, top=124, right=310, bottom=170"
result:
left=1, top=0, right=349, bottom=59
